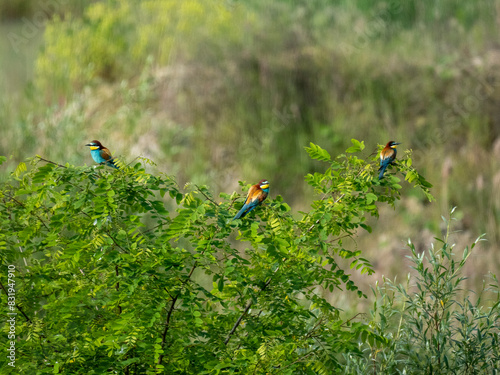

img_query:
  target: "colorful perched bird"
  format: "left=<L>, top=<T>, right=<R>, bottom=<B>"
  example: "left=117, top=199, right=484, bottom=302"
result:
left=233, top=179, right=270, bottom=220
left=85, top=140, right=118, bottom=169
left=378, top=141, right=401, bottom=179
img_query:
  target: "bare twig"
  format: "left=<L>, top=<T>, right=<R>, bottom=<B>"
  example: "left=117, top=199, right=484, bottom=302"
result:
left=341, top=312, right=363, bottom=327
left=35, top=156, right=67, bottom=169
left=326, top=233, right=352, bottom=243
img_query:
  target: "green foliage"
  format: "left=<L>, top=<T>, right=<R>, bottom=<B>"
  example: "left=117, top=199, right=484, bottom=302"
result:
left=0, top=142, right=431, bottom=373
left=346, top=209, right=500, bottom=373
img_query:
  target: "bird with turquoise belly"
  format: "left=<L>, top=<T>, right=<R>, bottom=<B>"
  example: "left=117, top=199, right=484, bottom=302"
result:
left=85, top=140, right=119, bottom=169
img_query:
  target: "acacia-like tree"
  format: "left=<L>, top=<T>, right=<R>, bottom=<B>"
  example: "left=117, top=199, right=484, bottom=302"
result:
left=0, top=141, right=431, bottom=374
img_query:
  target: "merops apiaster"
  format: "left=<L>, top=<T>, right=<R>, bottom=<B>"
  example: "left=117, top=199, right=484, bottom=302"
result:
left=233, top=179, right=269, bottom=220
left=378, top=141, right=400, bottom=179
left=85, top=140, right=118, bottom=169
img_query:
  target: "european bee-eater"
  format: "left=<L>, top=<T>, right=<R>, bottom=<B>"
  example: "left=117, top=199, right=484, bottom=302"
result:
left=233, top=179, right=269, bottom=220
left=378, top=141, right=400, bottom=179
left=85, top=140, right=118, bottom=169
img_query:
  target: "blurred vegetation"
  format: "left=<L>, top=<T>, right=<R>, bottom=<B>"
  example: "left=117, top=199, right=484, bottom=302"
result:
left=0, top=0, right=88, bottom=21
left=1, top=0, right=500, bottom=300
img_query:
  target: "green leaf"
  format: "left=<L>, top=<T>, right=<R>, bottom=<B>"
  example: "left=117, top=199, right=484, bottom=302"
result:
left=14, top=162, right=27, bottom=177
left=218, top=276, right=224, bottom=292
left=305, top=142, right=331, bottom=161
left=346, top=138, right=365, bottom=153
left=360, top=223, right=372, bottom=233
left=366, top=193, right=377, bottom=204
left=420, top=178, right=433, bottom=188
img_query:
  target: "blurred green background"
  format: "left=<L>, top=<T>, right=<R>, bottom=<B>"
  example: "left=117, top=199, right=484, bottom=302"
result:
left=1, top=0, right=499, bottom=298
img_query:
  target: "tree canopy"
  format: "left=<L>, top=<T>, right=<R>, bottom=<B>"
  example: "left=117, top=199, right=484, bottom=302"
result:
left=0, top=141, right=434, bottom=373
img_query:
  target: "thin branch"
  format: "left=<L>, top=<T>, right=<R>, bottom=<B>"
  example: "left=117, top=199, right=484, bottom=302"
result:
left=158, top=294, right=178, bottom=364
left=341, top=312, right=364, bottom=327
left=126, top=156, right=141, bottom=168
left=140, top=222, right=165, bottom=235
left=105, top=230, right=130, bottom=254
left=7, top=195, right=51, bottom=231
left=306, top=192, right=345, bottom=233
left=150, top=275, right=175, bottom=299
left=35, top=156, right=67, bottom=169
left=225, top=300, right=253, bottom=345
left=157, top=190, right=224, bottom=365
left=224, top=272, right=275, bottom=345
left=229, top=197, right=238, bottom=210
left=115, top=265, right=122, bottom=315
left=0, top=280, right=32, bottom=323
left=157, top=258, right=199, bottom=365
left=326, top=233, right=352, bottom=244
left=304, top=317, right=325, bottom=339
left=275, top=350, right=317, bottom=373
left=195, top=184, right=218, bottom=206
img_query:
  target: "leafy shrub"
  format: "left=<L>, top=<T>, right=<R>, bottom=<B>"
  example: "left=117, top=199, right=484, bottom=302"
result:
left=0, top=141, right=430, bottom=373
left=346, top=209, right=500, bottom=373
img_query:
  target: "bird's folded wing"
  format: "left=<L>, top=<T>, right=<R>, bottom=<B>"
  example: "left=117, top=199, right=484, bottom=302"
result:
left=244, top=185, right=260, bottom=205
left=380, top=148, right=395, bottom=160
left=100, top=148, right=114, bottom=161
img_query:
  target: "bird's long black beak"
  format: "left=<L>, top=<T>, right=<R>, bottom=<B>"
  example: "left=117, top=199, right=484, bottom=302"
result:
left=85, top=143, right=92, bottom=147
